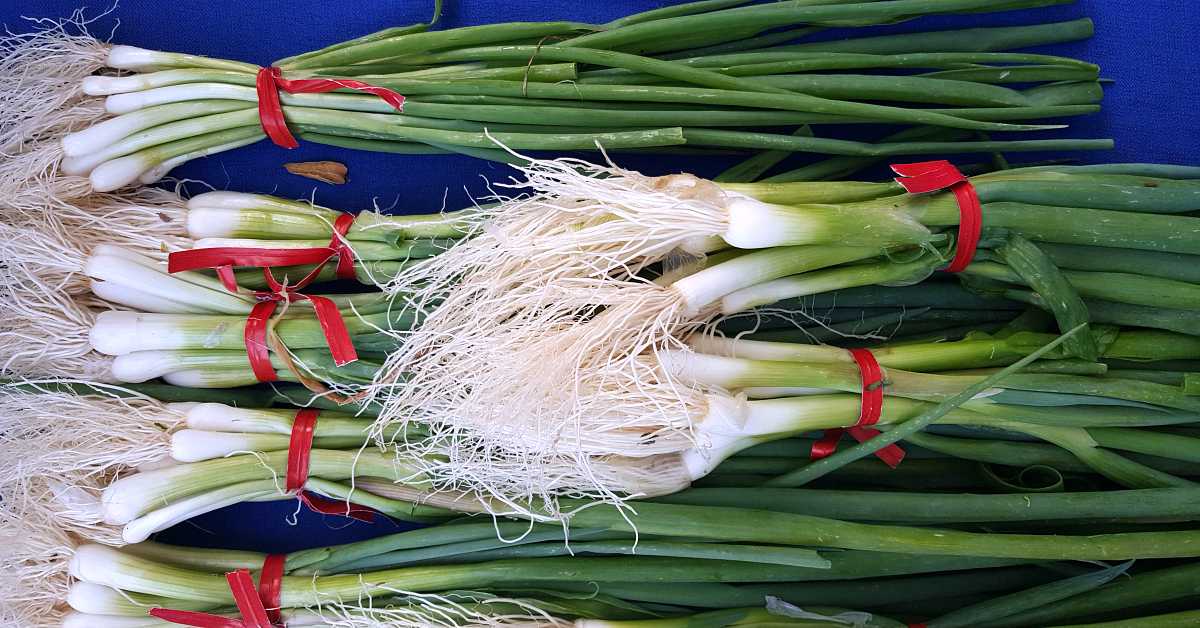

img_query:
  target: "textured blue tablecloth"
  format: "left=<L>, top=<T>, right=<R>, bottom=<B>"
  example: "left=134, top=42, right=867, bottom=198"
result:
left=6, top=0, right=1198, bottom=552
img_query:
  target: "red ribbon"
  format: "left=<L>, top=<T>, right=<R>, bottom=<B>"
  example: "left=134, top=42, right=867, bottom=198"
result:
left=255, top=66, right=405, bottom=149
left=892, top=160, right=982, bottom=274
left=149, top=569, right=274, bottom=628
left=284, top=409, right=385, bottom=522
left=168, top=213, right=360, bottom=381
left=285, top=409, right=319, bottom=494
left=811, top=349, right=906, bottom=468
left=241, top=275, right=358, bottom=380
left=258, top=555, right=285, bottom=624
left=169, top=212, right=359, bottom=290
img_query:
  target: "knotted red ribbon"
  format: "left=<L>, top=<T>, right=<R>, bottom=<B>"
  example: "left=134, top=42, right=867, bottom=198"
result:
left=242, top=272, right=357, bottom=381
left=255, top=66, right=405, bottom=149
left=285, top=409, right=385, bottom=522
left=892, top=160, right=982, bottom=274
left=150, top=568, right=274, bottom=628
left=168, top=213, right=359, bottom=381
left=810, top=348, right=906, bottom=467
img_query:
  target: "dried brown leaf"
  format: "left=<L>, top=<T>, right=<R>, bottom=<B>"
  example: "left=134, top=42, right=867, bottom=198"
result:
left=284, top=161, right=348, bottom=184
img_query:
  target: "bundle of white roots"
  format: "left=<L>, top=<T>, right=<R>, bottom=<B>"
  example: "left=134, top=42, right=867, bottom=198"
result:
left=0, top=187, right=190, bottom=379
left=366, top=155, right=859, bottom=507
left=0, top=487, right=81, bottom=628
left=0, top=389, right=172, bottom=626
left=403, top=420, right=697, bottom=517
left=0, top=12, right=115, bottom=208
left=315, top=600, right=571, bottom=628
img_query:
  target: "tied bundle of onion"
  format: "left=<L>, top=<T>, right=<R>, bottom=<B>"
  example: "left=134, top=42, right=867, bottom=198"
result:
left=0, top=380, right=707, bottom=544
left=35, top=491, right=1200, bottom=628
left=0, top=187, right=471, bottom=386
left=0, top=382, right=453, bottom=546
left=0, top=234, right=397, bottom=386
left=363, top=158, right=1200, bottom=499
left=3, top=0, right=1113, bottom=200
left=94, top=312, right=1199, bottom=511
left=0, top=326, right=1110, bottom=541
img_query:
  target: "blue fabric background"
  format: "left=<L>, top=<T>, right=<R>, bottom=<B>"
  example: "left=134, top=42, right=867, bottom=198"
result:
left=6, top=0, right=1198, bottom=552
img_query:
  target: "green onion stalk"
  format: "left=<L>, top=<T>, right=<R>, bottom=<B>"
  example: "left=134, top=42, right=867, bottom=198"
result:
left=960, top=253, right=1200, bottom=338
left=7, top=0, right=1114, bottom=196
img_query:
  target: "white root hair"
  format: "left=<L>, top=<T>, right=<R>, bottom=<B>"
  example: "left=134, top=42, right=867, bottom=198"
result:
left=0, top=220, right=112, bottom=379
left=0, top=479, right=82, bottom=628
left=0, top=138, right=97, bottom=209
left=0, top=11, right=115, bottom=207
left=0, top=384, right=182, bottom=488
left=0, top=11, right=111, bottom=152
left=0, top=186, right=192, bottom=378
left=361, top=154, right=748, bottom=509
left=390, top=426, right=696, bottom=519
left=0, top=251, right=109, bottom=379
left=312, top=586, right=571, bottom=628
left=0, top=383, right=182, bottom=558
left=0, top=185, right=192, bottom=271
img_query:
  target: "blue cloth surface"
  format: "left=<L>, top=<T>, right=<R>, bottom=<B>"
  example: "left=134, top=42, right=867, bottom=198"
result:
left=5, top=0, right=1198, bottom=553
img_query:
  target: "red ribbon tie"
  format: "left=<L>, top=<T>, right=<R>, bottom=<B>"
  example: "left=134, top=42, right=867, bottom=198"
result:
left=168, top=212, right=360, bottom=381
left=149, top=569, right=274, bottom=628
left=255, top=66, right=405, bottom=149
left=169, top=211, right=359, bottom=290
left=258, top=555, right=285, bottom=624
left=810, top=349, right=906, bottom=467
left=240, top=275, right=357, bottom=381
left=892, top=160, right=982, bottom=274
left=285, top=409, right=385, bottom=522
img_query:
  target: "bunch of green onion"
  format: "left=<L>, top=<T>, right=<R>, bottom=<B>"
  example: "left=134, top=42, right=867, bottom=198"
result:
left=359, top=160, right=1200, bottom=503
left=4, top=0, right=1118, bottom=199
left=12, top=302, right=1200, bottom=544
left=19, top=490, right=1200, bottom=628
left=0, top=187, right=466, bottom=386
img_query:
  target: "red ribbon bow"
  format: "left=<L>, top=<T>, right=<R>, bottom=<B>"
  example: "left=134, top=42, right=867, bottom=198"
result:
left=892, top=160, right=982, bottom=274
left=810, top=348, right=906, bottom=467
left=150, top=569, right=275, bottom=628
left=255, top=66, right=405, bottom=149
left=168, top=213, right=359, bottom=381
left=285, top=409, right=385, bottom=522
